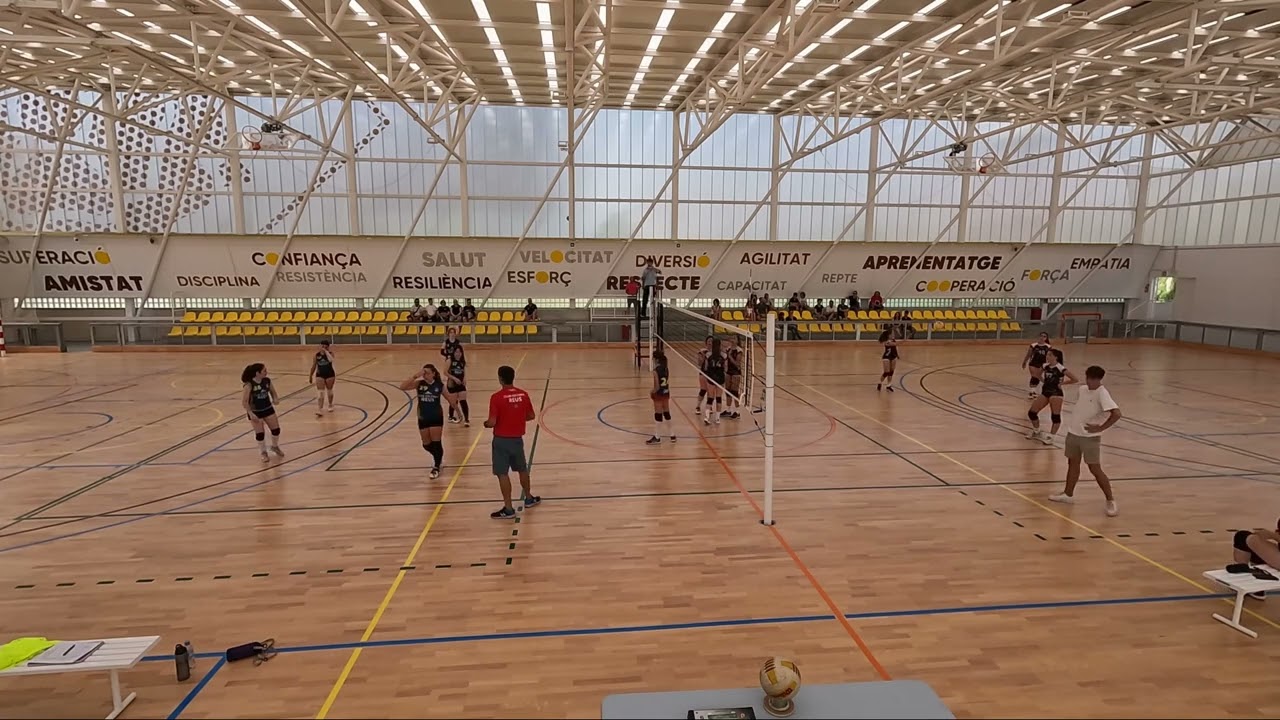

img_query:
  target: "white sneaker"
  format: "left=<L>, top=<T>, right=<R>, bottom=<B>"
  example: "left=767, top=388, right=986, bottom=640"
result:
left=1026, top=429, right=1041, bottom=440
left=714, top=415, right=721, bottom=425
left=1040, top=432, right=1054, bottom=446
left=1048, top=493, right=1075, bottom=504
left=1105, top=500, right=1118, bottom=517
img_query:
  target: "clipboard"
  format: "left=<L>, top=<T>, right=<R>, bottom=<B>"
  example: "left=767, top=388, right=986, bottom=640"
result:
left=27, top=641, right=105, bottom=665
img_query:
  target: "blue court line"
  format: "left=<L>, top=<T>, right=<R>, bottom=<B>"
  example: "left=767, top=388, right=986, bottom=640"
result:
left=139, top=591, right=1224, bottom=665
left=167, top=656, right=225, bottom=719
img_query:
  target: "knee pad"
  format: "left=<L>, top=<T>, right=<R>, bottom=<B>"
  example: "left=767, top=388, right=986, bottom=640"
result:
left=423, top=443, right=431, bottom=452
left=1051, top=413, right=1062, bottom=424
left=270, top=427, right=280, bottom=436
left=1030, top=377, right=1040, bottom=387
left=1027, top=410, right=1039, bottom=422
left=698, top=389, right=706, bottom=397
left=255, top=431, right=265, bottom=442
left=654, top=412, right=663, bottom=422
left=662, top=411, right=672, bottom=420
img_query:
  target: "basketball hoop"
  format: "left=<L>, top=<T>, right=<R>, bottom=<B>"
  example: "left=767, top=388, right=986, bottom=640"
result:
left=944, top=156, right=975, bottom=174
left=977, top=153, right=1003, bottom=175
left=238, top=128, right=300, bottom=152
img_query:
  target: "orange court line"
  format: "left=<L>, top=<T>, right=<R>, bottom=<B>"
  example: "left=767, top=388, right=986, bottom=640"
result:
left=671, top=402, right=893, bottom=681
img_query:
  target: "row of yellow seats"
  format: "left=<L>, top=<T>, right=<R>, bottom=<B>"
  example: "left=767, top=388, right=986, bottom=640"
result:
left=178, top=310, right=530, bottom=324
left=719, top=308, right=1014, bottom=323
left=169, top=324, right=541, bottom=338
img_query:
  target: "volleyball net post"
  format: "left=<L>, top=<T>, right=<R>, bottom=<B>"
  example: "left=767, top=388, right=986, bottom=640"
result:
left=655, top=302, right=777, bottom=525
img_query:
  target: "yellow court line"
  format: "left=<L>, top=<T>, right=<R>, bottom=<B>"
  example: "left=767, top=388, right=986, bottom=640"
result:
left=794, top=380, right=1280, bottom=633
left=315, top=352, right=527, bottom=719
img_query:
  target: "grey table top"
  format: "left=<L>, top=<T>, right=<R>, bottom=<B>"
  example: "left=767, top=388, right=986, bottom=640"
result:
left=602, top=680, right=954, bottom=720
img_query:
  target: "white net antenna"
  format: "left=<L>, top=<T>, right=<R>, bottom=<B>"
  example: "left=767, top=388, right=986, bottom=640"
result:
left=656, top=302, right=778, bottom=525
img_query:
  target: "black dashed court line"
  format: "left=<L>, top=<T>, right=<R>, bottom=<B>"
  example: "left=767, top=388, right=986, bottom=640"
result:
left=8, top=562, right=491, bottom=591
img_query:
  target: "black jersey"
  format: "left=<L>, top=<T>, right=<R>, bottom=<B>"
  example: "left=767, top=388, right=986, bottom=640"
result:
left=882, top=340, right=899, bottom=361
left=248, top=378, right=274, bottom=412
left=726, top=346, right=743, bottom=376
left=704, top=351, right=726, bottom=383
left=314, top=351, right=335, bottom=377
left=448, top=358, right=466, bottom=386
left=653, top=365, right=670, bottom=396
left=441, top=338, right=462, bottom=360
left=416, top=379, right=445, bottom=419
left=1041, top=363, right=1066, bottom=397
left=1028, top=342, right=1051, bottom=368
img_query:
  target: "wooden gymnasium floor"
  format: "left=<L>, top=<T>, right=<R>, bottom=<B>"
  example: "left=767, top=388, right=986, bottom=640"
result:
left=2, top=341, right=1280, bottom=719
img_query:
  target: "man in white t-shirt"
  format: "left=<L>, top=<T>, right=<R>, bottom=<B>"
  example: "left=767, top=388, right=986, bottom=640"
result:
left=1050, top=364, right=1122, bottom=517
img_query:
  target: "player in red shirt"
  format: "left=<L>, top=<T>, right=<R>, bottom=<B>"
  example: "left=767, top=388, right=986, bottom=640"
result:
left=484, top=365, right=540, bottom=519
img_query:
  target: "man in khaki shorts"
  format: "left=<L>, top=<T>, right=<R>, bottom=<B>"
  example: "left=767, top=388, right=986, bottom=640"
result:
left=1050, top=365, right=1121, bottom=517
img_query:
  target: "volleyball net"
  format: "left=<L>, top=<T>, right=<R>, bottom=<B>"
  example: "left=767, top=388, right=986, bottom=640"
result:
left=653, top=299, right=779, bottom=524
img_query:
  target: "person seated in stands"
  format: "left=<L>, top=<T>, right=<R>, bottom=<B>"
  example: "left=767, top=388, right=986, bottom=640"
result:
left=710, top=299, right=723, bottom=320
left=869, top=291, right=884, bottom=310
left=523, top=299, right=539, bottom=321
left=450, top=299, right=463, bottom=319
left=423, top=299, right=440, bottom=322
left=756, top=294, right=772, bottom=319
left=787, top=293, right=802, bottom=313
left=745, top=293, right=759, bottom=321
left=901, top=311, right=916, bottom=338
left=836, top=298, right=850, bottom=317
left=813, top=299, right=827, bottom=319
left=439, top=303, right=456, bottom=322
left=848, top=290, right=861, bottom=311
left=409, top=299, right=427, bottom=322
left=462, top=299, right=477, bottom=321
left=799, top=292, right=811, bottom=312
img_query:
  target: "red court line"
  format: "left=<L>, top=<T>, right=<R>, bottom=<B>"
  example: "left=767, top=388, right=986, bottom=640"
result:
left=536, top=392, right=838, bottom=460
left=670, top=402, right=893, bottom=681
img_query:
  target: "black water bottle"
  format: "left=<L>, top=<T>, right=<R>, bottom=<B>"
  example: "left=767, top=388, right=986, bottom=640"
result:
left=175, top=644, right=191, bottom=681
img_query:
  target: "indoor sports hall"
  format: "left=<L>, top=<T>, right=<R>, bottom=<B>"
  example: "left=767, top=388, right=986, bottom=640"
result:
left=3, top=0, right=1280, bottom=718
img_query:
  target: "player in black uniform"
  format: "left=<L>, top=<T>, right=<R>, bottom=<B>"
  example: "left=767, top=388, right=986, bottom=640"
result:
left=241, top=363, right=284, bottom=463
left=308, top=340, right=336, bottom=416
left=722, top=336, right=743, bottom=420
left=444, top=346, right=470, bottom=427
left=694, top=336, right=713, bottom=412
left=1027, top=348, right=1076, bottom=445
left=400, top=363, right=452, bottom=479
left=702, top=338, right=727, bottom=425
left=877, top=327, right=899, bottom=392
left=1021, top=332, right=1053, bottom=399
left=646, top=351, right=676, bottom=445
left=441, top=327, right=464, bottom=421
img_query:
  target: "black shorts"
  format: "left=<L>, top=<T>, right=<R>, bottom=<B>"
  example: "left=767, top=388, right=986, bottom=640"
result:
left=1234, top=530, right=1267, bottom=564
left=448, top=382, right=466, bottom=394
left=418, top=414, right=444, bottom=430
left=316, top=370, right=336, bottom=380
left=1029, top=360, right=1045, bottom=370
left=1040, top=390, right=1064, bottom=399
left=251, top=407, right=275, bottom=420
left=707, top=374, right=726, bottom=387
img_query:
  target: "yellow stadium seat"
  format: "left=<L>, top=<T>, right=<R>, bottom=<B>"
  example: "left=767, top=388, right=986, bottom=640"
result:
left=209, top=311, right=226, bottom=322
left=917, top=310, right=933, bottom=320
left=228, top=326, right=244, bottom=337
left=214, top=326, right=229, bottom=337
left=1003, top=322, right=1023, bottom=332
left=513, top=325, right=526, bottom=336
left=183, top=326, right=201, bottom=337
left=719, top=311, right=732, bottom=321
left=337, top=326, right=353, bottom=336
left=358, top=311, right=373, bottom=322
left=997, top=309, right=1012, bottom=320
left=195, top=326, right=211, bottom=337
left=796, top=323, right=810, bottom=333
left=501, top=311, right=515, bottom=322
left=335, top=310, right=352, bottom=322
left=317, top=311, right=333, bottom=322
left=818, top=322, right=832, bottom=333
left=221, top=311, right=240, bottom=322
left=367, top=326, right=383, bottom=336
left=249, top=311, right=266, bottom=322
left=278, top=311, right=293, bottom=322
left=476, top=311, right=490, bottom=322
left=940, top=310, right=955, bottom=320
left=193, top=311, right=211, bottom=322
left=526, top=324, right=538, bottom=335
left=167, top=326, right=183, bottom=337
left=393, top=325, right=407, bottom=336
left=497, top=324, right=511, bottom=336
left=371, top=311, right=386, bottom=322
left=732, top=311, right=745, bottom=321
left=802, top=311, right=815, bottom=320
left=267, top=326, right=284, bottom=336
left=853, top=310, right=867, bottom=320
left=264, top=311, right=279, bottom=322
left=299, top=311, right=316, bottom=322
left=488, top=325, right=501, bottom=335
left=283, top=326, right=298, bottom=336
left=180, top=311, right=196, bottom=323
